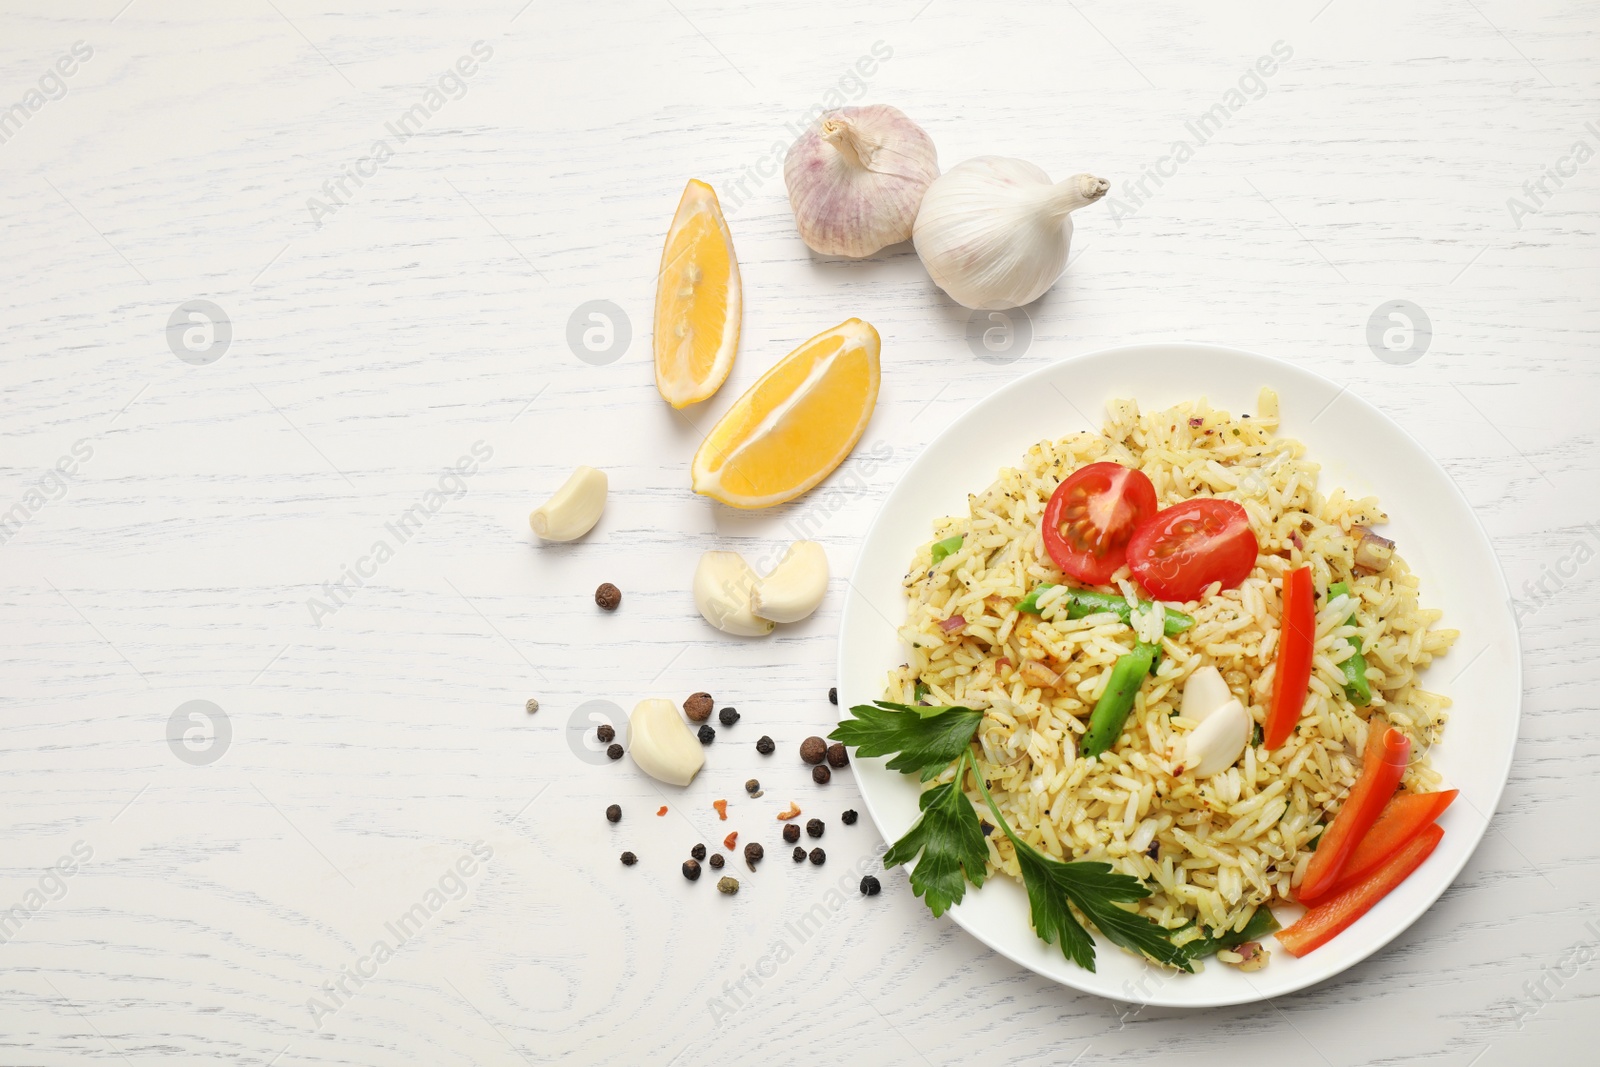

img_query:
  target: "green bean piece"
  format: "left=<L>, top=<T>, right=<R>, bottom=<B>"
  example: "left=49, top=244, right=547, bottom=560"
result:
left=1080, top=642, right=1159, bottom=758
left=1016, top=585, right=1194, bottom=634
left=929, top=535, right=964, bottom=567
left=1328, top=582, right=1372, bottom=706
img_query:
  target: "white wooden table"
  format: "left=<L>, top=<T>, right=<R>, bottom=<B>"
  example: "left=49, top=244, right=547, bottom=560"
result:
left=2, top=1, right=1595, bottom=1063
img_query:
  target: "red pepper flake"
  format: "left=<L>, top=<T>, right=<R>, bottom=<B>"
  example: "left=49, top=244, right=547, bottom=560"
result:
left=713, top=799, right=728, bottom=820
left=776, top=802, right=802, bottom=821
left=656, top=806, right=668, bottom=817
left=723, top=830, right=738, bottom=850
left=1188, top=417, right=1204, bottom=428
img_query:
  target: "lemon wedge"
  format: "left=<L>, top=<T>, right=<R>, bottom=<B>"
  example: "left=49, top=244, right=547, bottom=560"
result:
left=653, top=179, right=741, bottom=408
left=691, top=318, right=880, bottom=509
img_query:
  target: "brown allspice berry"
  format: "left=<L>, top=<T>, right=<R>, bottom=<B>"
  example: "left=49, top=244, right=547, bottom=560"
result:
left=799, top=736, right=827, bottom=765
left=812, top=765, right=832, bottom=785
left=594, top=583, right=621, bottom=611
left=684, top=692, right=715, bottom=721
left=826, top=743, right=848, bottom=768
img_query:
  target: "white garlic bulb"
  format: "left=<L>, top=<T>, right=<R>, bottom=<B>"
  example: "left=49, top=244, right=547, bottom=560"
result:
left=784, top=105, right=938, bottom=258
left=913, top=157, right=1108, bottom=310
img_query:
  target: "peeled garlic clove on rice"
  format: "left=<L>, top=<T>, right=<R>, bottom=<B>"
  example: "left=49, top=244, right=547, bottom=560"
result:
left=628, top=698, right=705, bottom=786
left=1183, top=698, right=1252, bottom=778
left=750, top=541, right=828, bottom=623
left=1180, top=665, right=1233, bottom=723
left=693, top=551, right=776, bottom=636
left=529, top=466, right=607, bottom=541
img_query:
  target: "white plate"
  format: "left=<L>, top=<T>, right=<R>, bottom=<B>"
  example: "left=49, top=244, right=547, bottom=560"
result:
left=837, top=342, right=1520, bottom=1007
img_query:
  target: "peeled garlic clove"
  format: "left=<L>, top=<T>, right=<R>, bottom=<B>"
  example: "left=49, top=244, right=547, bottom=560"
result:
left=750, top=541, right=828, bottom=623
left=784, top=105, right=939, bottom=258
left=1180, top=665, right=1233, bottom=723
left=529, top=466, right=607, bottom=541
left=628, top=698, right=705, bottom=786
left=1183, top=698, right=1252, bottom=778
left=693, top=551, right=775, bottom=636
left=913, top=158, right=1108, bottom=310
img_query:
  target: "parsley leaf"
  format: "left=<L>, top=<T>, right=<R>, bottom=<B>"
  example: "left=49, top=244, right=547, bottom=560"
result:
left=881, top=758, right=989, bottom=917
left=831, top=698, right=1186, bottom=973
left=1176, top=906, right=1281, bottom=962
left=1010, top=838, right=1193, bottom=972
left=830, top=702, right=983, bottom=778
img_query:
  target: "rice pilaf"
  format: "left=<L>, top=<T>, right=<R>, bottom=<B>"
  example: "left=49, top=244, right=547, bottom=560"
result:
left=886, top=389, right=1458, bottom=964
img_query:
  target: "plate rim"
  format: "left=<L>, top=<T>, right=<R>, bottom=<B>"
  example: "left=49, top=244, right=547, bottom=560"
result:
left=836, top=339, right=1522, bottom=1008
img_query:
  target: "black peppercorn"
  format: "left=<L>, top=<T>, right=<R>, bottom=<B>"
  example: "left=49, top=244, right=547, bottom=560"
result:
left=684, top=692, right=714, bottom=721
left=828, top=686, right=837, bottom=705
left=756, top=735, right=775, bottom=755
left=691, top=843, right=706, bottom=861
left=620, top=851, right=637, bottom=866
left=799, top=736, right=826, bottom=764
left=841, top=809, right=858, bottom=825
left=682, top=858, right=701, bottom=881
left=596, top=723, right=615, bottom=743
left=718, top=706, right=740, bottom=726
left=812, top=765, right=831, bottom=785
left=744, top=778, right=761, bottom=795
left=783, top=823, right=800, bottom=843
left=697, top=724, right=715, bottom=745
left=594, top=583, right=621, bottom=611
left=806, top=818, right=824, bottom=839
left=808, top=847, right=825, bottom=866
left=860, top=875, right=881, bottom=896
left=826, top=743, right=848, bottom=768
left=792, top=846, right=807, bottom=862
left=709, top=853, right=725, bottom=869
left=606, top=743, right=624, bottom=760
left=743, top=842, right=764, bottom=867
left=605, top=804, right=621, bottom=823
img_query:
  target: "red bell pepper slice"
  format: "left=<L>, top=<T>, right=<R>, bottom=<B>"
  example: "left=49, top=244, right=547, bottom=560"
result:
left=1277, top=822, right=1444, bottom=957
left=1301, top=788, right=1457, bottom=906
left=1298, top=726, right=1411, bottom=902
left=1264, top=566, right=1315, bottom=750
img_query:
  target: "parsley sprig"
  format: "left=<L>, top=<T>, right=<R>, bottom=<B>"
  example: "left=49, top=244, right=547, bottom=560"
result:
left=832, top=701, right=1192, bottom=973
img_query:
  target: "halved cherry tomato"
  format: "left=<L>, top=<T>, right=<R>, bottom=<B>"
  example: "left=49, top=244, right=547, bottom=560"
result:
left=1125, top=498, right=1258, bottom=603
left=1040, top=462, right=1158, bottom=585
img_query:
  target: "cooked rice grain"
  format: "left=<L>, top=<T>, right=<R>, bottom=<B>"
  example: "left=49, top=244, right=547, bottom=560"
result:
left=888, top=391, right=1457, bottom=961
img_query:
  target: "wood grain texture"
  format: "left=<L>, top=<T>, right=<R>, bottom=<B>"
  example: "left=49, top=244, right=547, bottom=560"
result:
left=0, top=0, right=1596, bottom=1063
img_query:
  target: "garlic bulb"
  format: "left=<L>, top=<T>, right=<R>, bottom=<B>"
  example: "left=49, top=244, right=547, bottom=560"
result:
left=913, top=157, right=1108, bottom=310
left=784, top=105, right=938, bottom=258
